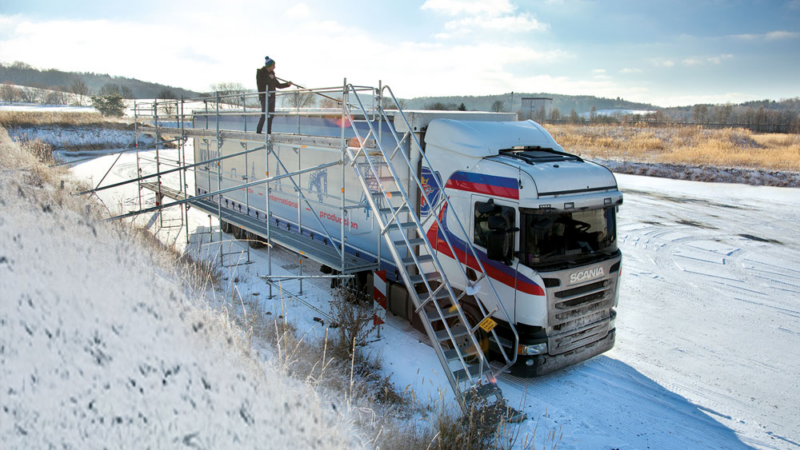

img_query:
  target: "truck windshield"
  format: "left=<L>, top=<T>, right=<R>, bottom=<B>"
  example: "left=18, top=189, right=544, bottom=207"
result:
left=521, top=207, right=617, bottom=269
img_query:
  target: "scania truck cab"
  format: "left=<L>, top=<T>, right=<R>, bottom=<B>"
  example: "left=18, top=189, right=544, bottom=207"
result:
left=419, top=118, right=622, bottom=376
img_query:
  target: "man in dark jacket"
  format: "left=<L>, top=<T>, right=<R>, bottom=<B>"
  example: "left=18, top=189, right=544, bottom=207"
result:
left=256, top=56, right=292, bottom=134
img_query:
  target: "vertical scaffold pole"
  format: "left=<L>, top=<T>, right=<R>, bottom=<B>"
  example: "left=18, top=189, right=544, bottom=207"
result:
left=266, top=90, right=273, bottom=299
left=181, top=96, right=189, bottom=245
left=376, top=81, right=382, bottom=271
left=155, top=99, right=163, bottom=228
left=216, top=92, right=224, bottom=267
left=135, top=102, right=142, bottom=210
left=243, top=95, right=251, bottom=264
left=340, top=78, right=347, bottom=273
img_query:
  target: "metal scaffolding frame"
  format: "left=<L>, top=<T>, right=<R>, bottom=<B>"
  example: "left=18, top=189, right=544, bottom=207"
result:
left=82, top=80, right=522, bottom=416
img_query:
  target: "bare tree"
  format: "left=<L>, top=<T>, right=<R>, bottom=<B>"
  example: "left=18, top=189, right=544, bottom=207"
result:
left=319, top=96, right=342, bottom=109
left=490, top=100, right=505, bottom=112
left=70, top=79, right=90, bottom=106
left=283, top=89, right=317, bottom=108
left=120, top=86, right=134, bottom=99
left=549, top=107, right=562, bottom=122
left=589, top=105, right=598, bottom=123
left=157, top=89, right=177, bottom=117
left=209, top=82, right=247, bottom=108
left=44, top=87, right=69, bottom=105
left=534, top=106, right=547, bottom=123
left=1, top=82, right=19, bottom=103
left=17, top=86, right=39, bottom=103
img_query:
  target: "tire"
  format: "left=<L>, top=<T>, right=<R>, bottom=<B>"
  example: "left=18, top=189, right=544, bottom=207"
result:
left=233, top=226, right=246, bottom=240
left=220, top=220, right=233, bottom=234
left=247, top=231, right=266, bottom=249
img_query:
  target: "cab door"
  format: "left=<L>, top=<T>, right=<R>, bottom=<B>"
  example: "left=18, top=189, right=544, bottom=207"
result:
left=470, top=195, right=519, bottom=323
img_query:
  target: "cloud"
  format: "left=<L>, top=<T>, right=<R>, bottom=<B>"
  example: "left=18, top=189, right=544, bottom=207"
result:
left=620, top=68, right=642, bottom=74
left=650, top=59, right=675, bottom=68
left=591, top=69, right=606, bottom=74
left=788, top=0, right=800, bottom=9
left=423, top=0, right=547, bottom=36
left=443, top=14, right=548, bottom=33
left=732, top=30, right=800, bottom=40
left=681, top=54, right=733, bottom=66
left=421, top=0, right=515, bottom=17
left=707, top=54, right=733, bottom=64
left=285, top=3, right=310, bottom=18
left=765, top=30, right=800, bottom=40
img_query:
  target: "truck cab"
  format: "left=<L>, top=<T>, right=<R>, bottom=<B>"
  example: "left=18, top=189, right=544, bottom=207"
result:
left=420, top=118, right=622, bottom=376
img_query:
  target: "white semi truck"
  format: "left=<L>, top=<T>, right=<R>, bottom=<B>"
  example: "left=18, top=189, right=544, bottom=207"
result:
left=189, top=103, right=622, bottom=380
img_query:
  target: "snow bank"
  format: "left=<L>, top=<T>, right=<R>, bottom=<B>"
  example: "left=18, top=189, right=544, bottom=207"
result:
left=0, top=130, right=361, bottom=449
left=6, top=126, right=153, bottom=151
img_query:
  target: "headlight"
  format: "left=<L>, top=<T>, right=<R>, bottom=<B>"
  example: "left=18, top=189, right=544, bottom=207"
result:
left=518, top=343, right=547, bottom=356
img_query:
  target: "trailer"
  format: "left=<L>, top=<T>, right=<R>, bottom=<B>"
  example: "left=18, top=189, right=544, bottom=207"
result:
left=115, top=82, right=622, bottom=413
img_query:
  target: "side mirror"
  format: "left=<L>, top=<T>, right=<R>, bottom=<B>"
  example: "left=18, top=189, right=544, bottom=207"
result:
left=487, top=215, right=507, bottom=231
left=486, top=232, right=507, bottom=261
left=477, top=199, right=498, bottom=215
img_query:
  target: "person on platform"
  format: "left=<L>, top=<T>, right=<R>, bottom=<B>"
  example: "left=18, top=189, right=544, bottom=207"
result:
left=256, top=56, right=292, bottom=134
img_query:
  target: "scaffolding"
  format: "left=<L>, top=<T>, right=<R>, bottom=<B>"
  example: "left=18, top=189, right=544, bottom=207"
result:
left=84, top=80, right=522, bottom=418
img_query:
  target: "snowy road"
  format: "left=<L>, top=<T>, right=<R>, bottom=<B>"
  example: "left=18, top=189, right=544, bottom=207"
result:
left=73, top=151, right=800, bottom=449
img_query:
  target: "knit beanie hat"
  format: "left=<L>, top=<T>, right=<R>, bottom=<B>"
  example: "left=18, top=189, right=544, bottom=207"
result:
left=264, top=56, right=275, bottom=68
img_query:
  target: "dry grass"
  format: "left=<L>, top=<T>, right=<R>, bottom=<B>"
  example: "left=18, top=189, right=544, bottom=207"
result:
left=545, top=124, right=800, bottom=172
left=0, top=110, right=130, bottom=128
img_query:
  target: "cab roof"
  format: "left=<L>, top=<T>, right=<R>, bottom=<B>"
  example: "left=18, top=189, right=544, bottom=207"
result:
left=424, top=119, right=564, bottom=159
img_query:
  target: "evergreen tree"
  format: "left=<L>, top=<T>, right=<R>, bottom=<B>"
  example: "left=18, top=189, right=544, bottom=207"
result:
left=91, top=94, right=125, bottom=117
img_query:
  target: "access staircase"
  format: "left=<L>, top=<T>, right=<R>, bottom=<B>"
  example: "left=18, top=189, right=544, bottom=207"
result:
left=339, top=84, right=522, bottom=416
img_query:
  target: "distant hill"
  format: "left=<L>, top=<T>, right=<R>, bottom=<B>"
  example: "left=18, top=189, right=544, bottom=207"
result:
left=0, top=61, right=201, bottom=99
left=401, top=93, right=657, bottom=115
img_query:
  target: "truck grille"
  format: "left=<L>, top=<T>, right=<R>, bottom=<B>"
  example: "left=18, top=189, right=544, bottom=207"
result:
left=544, top=259, right=619, bottom=355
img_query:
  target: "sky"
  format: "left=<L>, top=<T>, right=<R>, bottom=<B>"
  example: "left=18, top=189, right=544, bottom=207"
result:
left=0, top=0, right=798, bottom=107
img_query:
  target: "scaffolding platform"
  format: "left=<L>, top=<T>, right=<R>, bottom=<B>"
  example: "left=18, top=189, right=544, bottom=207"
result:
left=141, top=181, right=377, bottom=274
left=136, top=127, right=376, bottom=151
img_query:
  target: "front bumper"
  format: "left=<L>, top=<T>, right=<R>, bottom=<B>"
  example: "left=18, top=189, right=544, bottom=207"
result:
left=505, top=328, right=615, bottom=377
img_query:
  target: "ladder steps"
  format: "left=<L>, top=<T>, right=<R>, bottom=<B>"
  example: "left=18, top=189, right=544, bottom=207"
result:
left=386, top=222, right=417, bottom=231
left=394, top=237, right=425, bottom=247
left=453, top=364, right=483, bottom=382
left=379, top=204, right=407, bottom=215
left=374, top=190, right=402, bottom=198
left=444, top=344, right=478, bottom=362
left=424, top=302, right=459, bottom=322
left=435, top=325, right=469, bottom=342
left=401, top=254, right=433, bottom=265
left=409, top=271, right=442, bottom=284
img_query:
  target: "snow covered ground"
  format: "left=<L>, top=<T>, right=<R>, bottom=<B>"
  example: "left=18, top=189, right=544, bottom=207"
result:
left=0, top=133, right=363, bottom=449
left=62, top=143, right=800, bottom=449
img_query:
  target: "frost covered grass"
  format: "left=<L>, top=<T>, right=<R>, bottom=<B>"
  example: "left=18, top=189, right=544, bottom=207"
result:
left=545, top=124, right=800, bottom=172
left=0, top=110, right=124, bottom=128
left=0, top=128, right=362, bottom=449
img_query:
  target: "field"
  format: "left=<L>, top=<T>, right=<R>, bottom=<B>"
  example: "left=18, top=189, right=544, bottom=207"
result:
left=545, top=124, right=800, bottom=172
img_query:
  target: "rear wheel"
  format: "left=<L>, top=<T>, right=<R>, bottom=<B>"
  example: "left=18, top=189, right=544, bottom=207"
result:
left=247, top=231, right=266, bottom=249
left=232, top=226, right=246, bottom=240
left=220, top=220, right=233, bottom=234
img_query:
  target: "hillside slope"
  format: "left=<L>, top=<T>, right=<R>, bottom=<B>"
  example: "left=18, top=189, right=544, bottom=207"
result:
left=0, top=130, right=361, bottom=449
